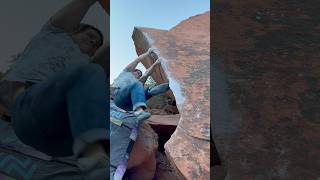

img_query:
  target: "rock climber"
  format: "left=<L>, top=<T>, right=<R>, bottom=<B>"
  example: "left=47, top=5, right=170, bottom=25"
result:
left=0, top=0, right=109, bottom=178
left=111, top=48, right=170, bottom=119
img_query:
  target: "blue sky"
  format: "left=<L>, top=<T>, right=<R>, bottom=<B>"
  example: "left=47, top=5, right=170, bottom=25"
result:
left=110, top=0, right=210, bottom=83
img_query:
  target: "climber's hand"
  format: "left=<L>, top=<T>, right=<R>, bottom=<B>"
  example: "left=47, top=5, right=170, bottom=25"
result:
left=147, top=47, right=155, bottom=54
left=155, top=58, right=162, bottom=65
left=147, top=47, right=159, bottom=60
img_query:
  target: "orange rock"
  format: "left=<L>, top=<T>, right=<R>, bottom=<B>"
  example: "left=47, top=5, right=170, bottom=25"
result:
left=132, top=11, right=210, bottom=179
left=127, top=123, right=158, bottom=180
left=212, top=0, right=320, bottom=178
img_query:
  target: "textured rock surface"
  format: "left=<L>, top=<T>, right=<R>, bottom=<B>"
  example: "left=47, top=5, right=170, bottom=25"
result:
left=146, top=115, right=179, bottom=152
left=127, top=123, right=158, bottom=180
left=153, top=152, right=179, bottom=180
left=146, top=114, right=180, bottom=126
left=132, top=11, right=210, bottom=179
left=146, top=92, right=179, bottom=115
left=213, top=0, right=320, bottom=179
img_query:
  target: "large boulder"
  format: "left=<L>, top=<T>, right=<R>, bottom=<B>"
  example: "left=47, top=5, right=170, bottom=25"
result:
left=213, top=0, right=320, bottom=179
left=132, top=11, right=210, bottom=179
left=146, top=115, right=179, bottom=152
left=127, top=123, right=158, bottom=180
left=153, top=152, right=179, bottom=180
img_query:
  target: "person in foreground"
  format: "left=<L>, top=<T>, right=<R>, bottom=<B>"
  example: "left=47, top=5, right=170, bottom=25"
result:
left=0, top=0, right=109, bottom=178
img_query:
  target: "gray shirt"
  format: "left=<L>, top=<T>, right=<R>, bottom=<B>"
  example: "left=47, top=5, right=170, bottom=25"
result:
left=3, top=21, right=91, bottom=83
left=112, top=70, right=138, bottom=89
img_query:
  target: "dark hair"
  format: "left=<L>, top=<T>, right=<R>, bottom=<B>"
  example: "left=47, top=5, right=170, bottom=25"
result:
left=134, top=69, right=142, bottom=77
left=77, top=23, right=104, bottom=47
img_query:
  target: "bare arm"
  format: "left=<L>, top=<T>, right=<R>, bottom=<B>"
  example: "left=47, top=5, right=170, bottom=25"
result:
left=50, top=0, right=100, bottom=32
left=86, top=0, right=109, bottom=73
left=92, top=42, right=109, bottom=74
left=139, top=58, right=161, bottom=84
left=124, top=52, right=149, bottom=72
left=125, top=47, right=159, bottom=72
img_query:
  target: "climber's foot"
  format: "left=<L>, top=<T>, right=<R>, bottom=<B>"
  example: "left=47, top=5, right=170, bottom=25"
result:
left=134, top=109, right=151, bottom=124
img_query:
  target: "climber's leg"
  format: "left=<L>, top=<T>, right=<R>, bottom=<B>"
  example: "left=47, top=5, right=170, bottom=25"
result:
left=145, top=82, right=170, bottom=100
left=113, top=81, right=147, bottom=112
left=11, top=64, right=108, bottom=157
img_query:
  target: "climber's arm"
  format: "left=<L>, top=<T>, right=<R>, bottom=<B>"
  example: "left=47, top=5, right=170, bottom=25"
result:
left=124, top=48, right=158, bottom=72
left=50, top=0, right=101, bottom=32
left=92, top=42, right=109, bottom=74
left=124, top=52, right=149, bottom=72
left=139, top=58, right=161, bottom=84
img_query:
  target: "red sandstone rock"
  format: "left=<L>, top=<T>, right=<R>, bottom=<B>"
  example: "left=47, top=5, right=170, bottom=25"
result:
left=153, top=152, right=179, bottom=180
left=146, top=115, right=179, bottom=153
left=132, top=11, right=210, bottom=179
left=146, top=115, right=180, bottom=126
left=212, top=0, right=320, bottom=179
left=127, top=123, right=158, bottom=180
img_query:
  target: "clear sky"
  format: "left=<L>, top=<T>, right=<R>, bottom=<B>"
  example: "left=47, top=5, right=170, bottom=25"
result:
left=110, top=0, right=210, bottom=83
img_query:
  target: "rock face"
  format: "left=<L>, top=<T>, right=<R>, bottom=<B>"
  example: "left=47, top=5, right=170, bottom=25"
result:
left=153, top=152, right=179, bottom=180
left=132, top=11, right=210, bottom=179
left=146, top=115, right=179, bottom=152
left=128, top=123, right=158, bottom=180
left=213, top=0, right=320, bottom=179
